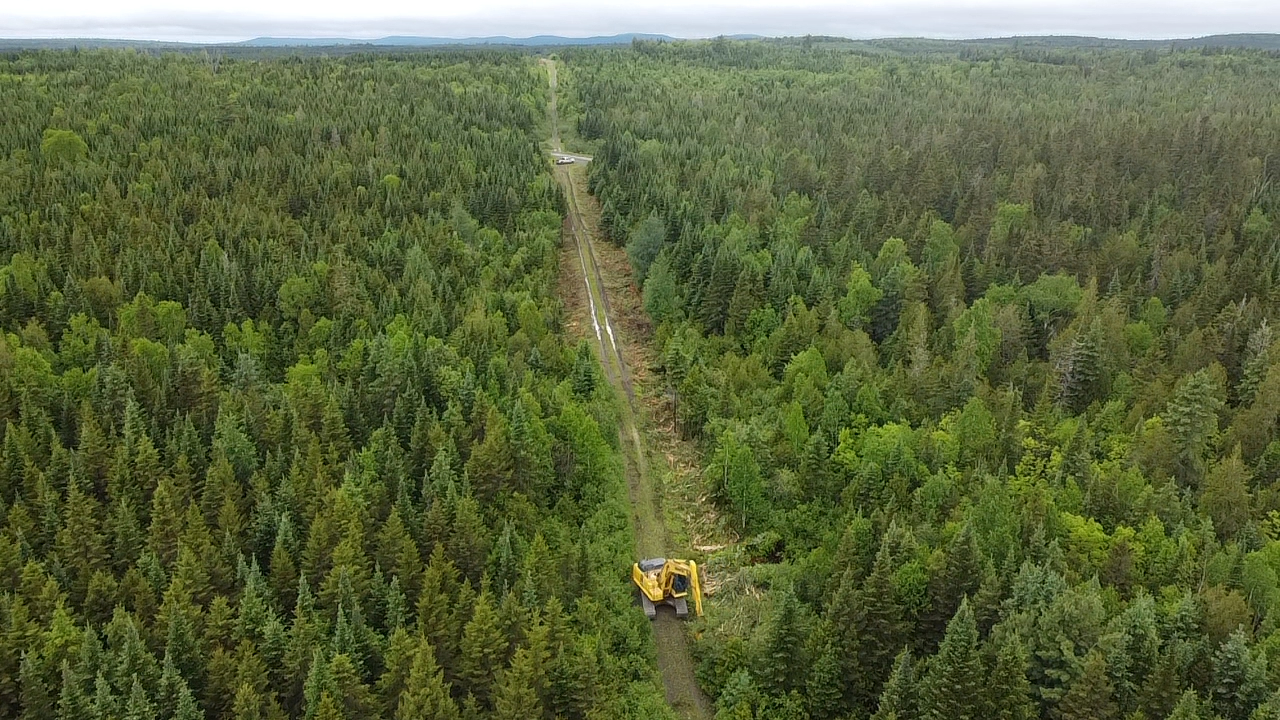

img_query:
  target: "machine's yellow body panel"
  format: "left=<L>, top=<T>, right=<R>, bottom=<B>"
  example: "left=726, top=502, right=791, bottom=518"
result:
left=631, top=558, right=703, bottom=618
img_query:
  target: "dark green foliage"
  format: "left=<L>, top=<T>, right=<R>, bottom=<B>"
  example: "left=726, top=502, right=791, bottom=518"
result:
left=805, top=639, right=843, bottom=720
left=870, top=649, right=917, bottom=720
left=918, top=600, right=983, bottom=720
left=0, top=49, right=665, bottom=720
left=920, top=524, right=982, bottom=651
left=986, top=631, right=1036, bottom=720
left=626, top=214, right=666, bottom=283
left=753, top=584, right=807, bottom=695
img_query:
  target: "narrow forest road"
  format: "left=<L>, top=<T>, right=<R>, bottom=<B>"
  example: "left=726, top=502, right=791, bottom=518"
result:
left=541, top=58, right=713, bottom=720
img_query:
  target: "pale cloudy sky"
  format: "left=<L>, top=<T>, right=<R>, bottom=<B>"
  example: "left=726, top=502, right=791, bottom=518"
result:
left=0, top=0, right=1276, bottom=42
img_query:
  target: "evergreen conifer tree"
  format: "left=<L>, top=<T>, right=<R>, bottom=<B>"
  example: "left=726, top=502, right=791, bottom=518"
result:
left=871, top=649, right=917, bottom=720
left=493, top=646, right=543, bottom=720
left=395, top=638, right=459, bottom=720
left=1056, top=650, right=1118, bottom=720
left=919, top=599, right=984, bottom=720
left=922, top=524, right=982, bottom=652
left=57, top=661, right=92, bottom=720
left=459, top=591, right=506, bottom=708
left=755, top=583, right=808, bottom=696
left=1168, top=690, right=1208, bottom=720
left=985, top=632, right=1036, bottom=720
left=806, top=638, right=844, bottom=720
left=1213, top=629, right=1268, bottom=720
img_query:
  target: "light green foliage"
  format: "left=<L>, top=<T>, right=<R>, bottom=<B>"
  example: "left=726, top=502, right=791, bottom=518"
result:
left=838, top=262, right=882, bottom=329
left=953, top=298, right=1002, bottom=374
left=708, top=427, right=768, bottom=531
left=1023, top=273, right=1083, bottom=322
left=1202, top=449, right=1253, bottom=541
left=40, top=128, right=87, bottom=164
left=1166, top=366, right=1227, bottom=485
left=642, top=250, right=683, bottom=324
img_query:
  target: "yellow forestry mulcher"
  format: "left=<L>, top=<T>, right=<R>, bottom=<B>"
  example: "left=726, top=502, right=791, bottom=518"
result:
left=632, top=558, right=703, bottom=619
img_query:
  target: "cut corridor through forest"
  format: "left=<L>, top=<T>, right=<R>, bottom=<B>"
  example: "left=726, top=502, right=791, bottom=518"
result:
left=541, top=57, right=713, bottom=720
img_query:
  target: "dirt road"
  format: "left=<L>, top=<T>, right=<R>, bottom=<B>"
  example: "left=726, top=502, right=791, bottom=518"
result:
left=541, top=58, right=712, bottom=720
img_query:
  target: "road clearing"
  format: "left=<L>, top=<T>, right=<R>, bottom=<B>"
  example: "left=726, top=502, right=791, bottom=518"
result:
left=542, top=57, right=712, bottom=720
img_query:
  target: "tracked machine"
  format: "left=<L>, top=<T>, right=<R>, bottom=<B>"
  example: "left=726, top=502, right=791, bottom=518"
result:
left=632, top=558, right=704, bottom=619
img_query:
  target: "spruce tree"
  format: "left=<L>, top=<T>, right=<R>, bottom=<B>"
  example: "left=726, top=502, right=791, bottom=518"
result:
left=231, top=683, right=263, bottom=720
left=1058, top=323, right=1104, bottom=413
left=1168, top=690, right=1207, bottom=720
left=1212, top=630, right=1268, bottom=720
left=755, top=583, right=808, bottom=696
left=91, top=673, right=118, bottom=720
left=269, top=516, right=299, bottom=612
left=147, top=474, right=184, bottom=568
left=919, top=599, right=983, bottom=720
left=375, top=506, right=422, bottom=601
left=1252, top=689, right=1280, bottom=720
left=313, top=692, right=346, bottom=720
left=871, top=649, right=917, bottom=720
left=493, top=646, right=542, bottom=720
left=806, top=638, right=844, bottom=720
left=570, top=342, right=599, bottom=399
left=459, top=591, right=506, bottom=708
left=122, top=675, right=155, bottom=720
left=921, top=523, right=983, bottom=652
left=57, top=661, right=92, bottom=720
left=1139, top=641, right=1193, bottom=719
left=1056, top=650, right=1118, bottom=720
left=395, top=639, right=459, bottom=720
left=173, top=688, right=203, bottom=720
left=416, top=546, right=462, bottom=678
left=1165, top=367, right=1226, bottom=487
left=19, top=652, right=54, bottom=720
left=377, top=628, right=415, bottom=716
left=327, top=653, right=376, bottom=720
left=985, top=632, right=1036, bottom=720
left=834, top=522, right=914, bottom=713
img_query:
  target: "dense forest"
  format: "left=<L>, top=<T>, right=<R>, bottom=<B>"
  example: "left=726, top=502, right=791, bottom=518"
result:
left=569, top=40, right=1280, bottom=720
left=9, top=37, right=1280, bottom=720
left=0, top=51, right=676, bottom=719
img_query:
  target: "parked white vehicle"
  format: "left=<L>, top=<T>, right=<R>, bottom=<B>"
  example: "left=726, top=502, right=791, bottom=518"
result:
left=555, top=156, right=575, bottom=165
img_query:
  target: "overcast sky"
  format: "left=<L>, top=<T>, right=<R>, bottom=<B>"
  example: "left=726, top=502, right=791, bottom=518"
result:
left=1, top=0, right=1276, bottom=43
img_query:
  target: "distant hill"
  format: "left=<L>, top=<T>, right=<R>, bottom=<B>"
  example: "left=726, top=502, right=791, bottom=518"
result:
left=0, top=33, right=677, bottom=51
left=957, top=33, right=1280, bottom=50
left=1170, top=33, right=1280, bottom=49
left=237, top=33, right=677, bottom=47
left=0, top=37, right=196, bottom=50
left=0, top=32, right=1275, bottom=53
left=782, top=33, right=1280, bottom=56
